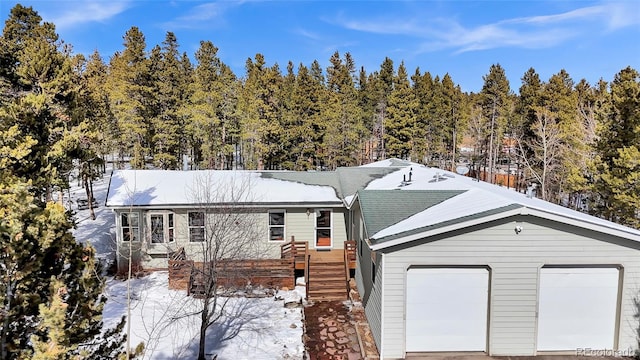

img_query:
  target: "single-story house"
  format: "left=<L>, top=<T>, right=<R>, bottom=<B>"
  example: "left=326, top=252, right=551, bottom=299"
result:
left=350, top=164, right=640, bottom=358
left=105, top=160, right=640, bottom=357
left=104, top=165, right=401, bottom=271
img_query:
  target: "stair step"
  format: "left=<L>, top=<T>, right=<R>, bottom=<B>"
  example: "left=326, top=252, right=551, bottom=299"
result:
left=309, top=278, right=345, bottom=283
left=306, top=259, right=348, bottom=301
left=311, top=282, right=346, bottom=289
left=308, top=290, right=347, bottom=297
left=310, top=263, right=344, bottom=268
left=310, top=271, right=345, bottom=277
left=308, top=291, right=348, bottom=301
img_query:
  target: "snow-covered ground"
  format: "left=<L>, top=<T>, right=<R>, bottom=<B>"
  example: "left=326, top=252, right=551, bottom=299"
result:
left=69, top=169, right=305, bottom=359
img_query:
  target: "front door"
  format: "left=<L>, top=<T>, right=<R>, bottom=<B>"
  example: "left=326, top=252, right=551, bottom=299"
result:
left=315, top=209, right=332, bottom=249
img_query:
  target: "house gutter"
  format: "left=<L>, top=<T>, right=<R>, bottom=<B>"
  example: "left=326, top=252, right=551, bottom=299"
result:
left=370, top=206, right=640, bottom=252
left=105, top=201, right=344, bottom=211
left=380, top=251, right=385, bottom=358
left=370, top=208, right=524, bottom=251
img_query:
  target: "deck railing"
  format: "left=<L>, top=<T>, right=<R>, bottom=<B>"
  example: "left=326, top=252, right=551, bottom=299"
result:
left=280, top=236, right=308, bottom=270
left=343, top=240, right=356, bottom=297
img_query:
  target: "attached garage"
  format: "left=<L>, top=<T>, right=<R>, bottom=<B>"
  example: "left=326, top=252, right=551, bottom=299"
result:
left=406, top=267, right=489, bottom=352
left=537, top=267, right=620, bottom=351
left=353, top=165, right=640, bottom=359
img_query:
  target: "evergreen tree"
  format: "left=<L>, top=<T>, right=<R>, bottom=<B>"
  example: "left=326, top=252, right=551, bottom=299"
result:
left=239, top=54, right=283, bottom=169
left=283, top=62, right=325, bottom=170
left=479, top=64, right=512, bottom=183
left=516, top=68, right=544, bottom=154
left=262, top=63, right=287, bottom=169
left=83, top=50, right=115, bottom=170
left=356, top=66, right=378, bottom=163
left=441, top=73, right=465, bottom=170
left=1, top=4, right=75, bottom=200
left=322, top=51, right=364, bottom=169
left=411, top=68, right=434, bottom=163
left=592, top=66, right=640, bottom=227
left=0, top=130, right=123, bottom=358
left=372, top=57, right=394, bottom=159
left=0, top=6, right=124, bottom=358
left=106, top=26, right=151, bottom=169
left=385, top=62, right=416, bottom=159
left=188, top=40, right=234, bottom=169
left=150, top=32, right=186, bottom=169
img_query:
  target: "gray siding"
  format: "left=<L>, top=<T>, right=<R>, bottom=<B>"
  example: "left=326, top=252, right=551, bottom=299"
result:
left=353, top=200, right=384, bottom=353
left=365, top=257, right=384, bottom=351
left=377, top=215, right=640, bottom=359
left=270, top=207, right=348, bottom=250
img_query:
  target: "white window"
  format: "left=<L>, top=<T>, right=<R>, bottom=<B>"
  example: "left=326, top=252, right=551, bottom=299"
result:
left=268, top=210, right=285, bottom=242
left=148, top=212, right=175, bottom=244
left=121, top=212, right=139, bottom=242
left=189, top=211, right=205, bottom=242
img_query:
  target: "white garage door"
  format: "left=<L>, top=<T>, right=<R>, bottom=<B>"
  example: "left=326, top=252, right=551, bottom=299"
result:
left=406, top=268, right=489, bottom=352
left=537, top=267, right=619, bottom=351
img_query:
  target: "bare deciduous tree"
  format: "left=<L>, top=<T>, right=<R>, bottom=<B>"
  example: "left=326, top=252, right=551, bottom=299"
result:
left=184, top=172, right=270, bottom=360
left=516, top=107, right=563, bottom=201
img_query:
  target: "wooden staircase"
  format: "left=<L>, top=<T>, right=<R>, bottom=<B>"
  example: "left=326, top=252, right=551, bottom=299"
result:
left=307, top=259, right=348, bottom=301
left=189, top=269, right=208, bottom=299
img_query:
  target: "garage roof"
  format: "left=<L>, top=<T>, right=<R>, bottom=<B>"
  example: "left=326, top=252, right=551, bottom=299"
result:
left=353, top=163, right=640, bottom=249
left=358, top=190, right=465, bottom=236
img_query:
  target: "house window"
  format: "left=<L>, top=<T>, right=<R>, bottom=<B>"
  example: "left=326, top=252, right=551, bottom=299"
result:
left=268, top=210, right=285, bottom=242
left=168, top=213, right=174, bottom=242
left=148, top=212, right=175, bottom=244
left=371, top=251, right=377, bottom=283
left=359, top=222, right=364, bottom=257
left=315, top=209, right=332, bottom=247
left=121, top=212, right=139, bottom=242
left=189, top=211, right=205, bottom=242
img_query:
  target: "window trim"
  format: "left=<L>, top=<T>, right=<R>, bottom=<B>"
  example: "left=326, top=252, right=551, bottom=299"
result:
left=188, top=211, right=205, bottom=242
left=315, top=208, right=333, bottom=249
left=268, top=209, right=286, bottom=242
left=147, top=211, right=175, bottom=244
left=121, top=212, right=140, bottom=242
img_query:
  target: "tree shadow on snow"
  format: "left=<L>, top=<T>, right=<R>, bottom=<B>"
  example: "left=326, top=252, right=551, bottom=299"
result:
left=175, top=297, right=277, bottom=360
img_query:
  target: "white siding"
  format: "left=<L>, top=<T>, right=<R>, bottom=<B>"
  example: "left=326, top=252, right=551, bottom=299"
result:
left=378, top=216, right=640, bottom=359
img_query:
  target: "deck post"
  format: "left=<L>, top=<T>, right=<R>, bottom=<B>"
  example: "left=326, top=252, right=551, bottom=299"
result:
left=305, top=254, right=310, bottom=300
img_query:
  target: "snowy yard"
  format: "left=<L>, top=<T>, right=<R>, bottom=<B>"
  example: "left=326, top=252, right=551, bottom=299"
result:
left=70, top=171, right=305, bottom=359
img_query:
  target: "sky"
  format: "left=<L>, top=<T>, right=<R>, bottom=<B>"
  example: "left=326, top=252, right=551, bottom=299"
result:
left=2, top=0, right=639, bottom=93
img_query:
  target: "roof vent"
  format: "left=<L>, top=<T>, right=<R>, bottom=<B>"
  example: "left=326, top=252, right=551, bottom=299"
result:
left=400, top=169, right=413, bottom=187
left=429, top=172, right=449, bottom=183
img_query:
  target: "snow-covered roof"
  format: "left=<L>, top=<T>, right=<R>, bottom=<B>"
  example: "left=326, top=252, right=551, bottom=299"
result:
left=358, top=158, right=412, bottom=168
left=105, top=164, right=640, bottom=247
left=355, top=163, right=640, bottom=249
left=106, top=167, right=398, bottom=208
left=106, top=170, right=342, bottom=207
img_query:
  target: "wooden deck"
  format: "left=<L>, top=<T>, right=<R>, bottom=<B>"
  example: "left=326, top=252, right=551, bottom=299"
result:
left=308, top=249, right=345, bottom=262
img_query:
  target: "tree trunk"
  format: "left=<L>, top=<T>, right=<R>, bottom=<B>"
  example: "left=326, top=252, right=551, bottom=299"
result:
left=198, top=298, right=210, bottom=360
left=1, top=279, right=15, bottom=360
left=84, top=174, right=96, bottom=221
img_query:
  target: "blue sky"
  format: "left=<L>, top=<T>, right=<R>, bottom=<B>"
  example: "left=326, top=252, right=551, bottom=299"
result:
left=2, top=0, right=639, bottom=92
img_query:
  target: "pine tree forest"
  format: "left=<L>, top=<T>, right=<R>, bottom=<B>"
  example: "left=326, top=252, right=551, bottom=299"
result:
left=0, top=3, right=638, bottom=356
